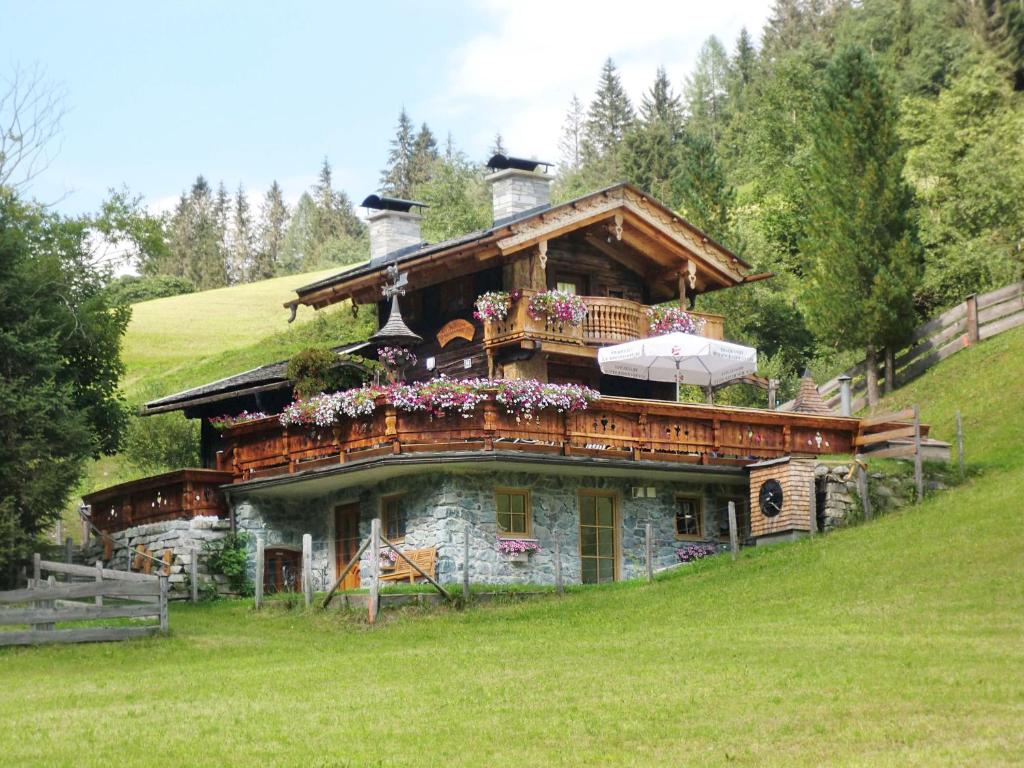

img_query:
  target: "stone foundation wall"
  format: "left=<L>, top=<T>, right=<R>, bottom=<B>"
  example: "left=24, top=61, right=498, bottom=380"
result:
left=232, top=469, right=747, bottom=588
left=815, top=461, right=926, bottom=530
left=84, top=517, right=232, bottom=595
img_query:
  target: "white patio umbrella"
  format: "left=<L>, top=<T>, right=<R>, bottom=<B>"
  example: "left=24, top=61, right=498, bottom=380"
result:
left=597, top=332, right=758, bottom=391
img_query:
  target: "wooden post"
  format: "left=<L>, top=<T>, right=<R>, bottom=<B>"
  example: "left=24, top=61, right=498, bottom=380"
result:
left=965, top=294, right=980, bottom=345
left=956, top=409, right=965, bottom=479
left=727, top=501, right=739, bottom=560
left=462, top=524, right=470, bottom=602
left=64, top=536, right=73, bottom=569
left=808, top=480, right=817, bottom=538
left=644, top=523, right=653, bottom=582
left=302, top=533, right=313, bottom=609
left=856, top=455, right=872, bottom=522
left=159, top=575, right=169, bottom=633
left=913, top=405, right=924, bottom=503
left=767, top=379, right=777, bottom=410
left=368, top=518, right=381, bottom=624
left=42, top=575, right=56, bottom=633
left=554, top=538, right=563, bottom=596
left=95, top=560, right=104, bottom=607
left=190, top=546, right=198, bottom=604
left=254, top=538, right=264, bottom=610
left=32, top=552, right=41, bottom=588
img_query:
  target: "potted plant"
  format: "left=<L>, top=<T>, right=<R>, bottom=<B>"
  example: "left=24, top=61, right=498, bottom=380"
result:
left=527, top=290, right=588, bottom=329
left=473, top=290, right=520, bottom=323
left=379, top=547, right=398, bottom=571
left=645, top=305, right=706, bottom=335
left=497, top=538, right=541, bottom=564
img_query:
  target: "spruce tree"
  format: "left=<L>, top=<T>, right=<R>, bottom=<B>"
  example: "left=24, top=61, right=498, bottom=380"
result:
left=416, top=134, right=489, bottom=242
left=639, top=66, right=684, bottom=136
left=583, top=58, right=634, bottom=175
left=685, top=36, right=731, bottom=145
left=557, top=94, right=585, bottom=171
left=410, top=123, right=439, bottom=190
left=621, top=68, right=685, bottom=202
left=231, top=184, right=254, bottom=283
left=799, top=45, right=920, bottom=405
left=255, top=180, right=288, bottom=279
left=671, top=133, right=735, bottom=244
left=380, top=108, right=416, bottom=198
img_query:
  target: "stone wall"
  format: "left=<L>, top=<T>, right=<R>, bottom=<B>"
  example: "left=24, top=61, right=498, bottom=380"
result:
left=83, top=516, right=232, bottom=595
left=815, top=461, right=930, bottom=530
left=231, top=469, right=747, bottom=588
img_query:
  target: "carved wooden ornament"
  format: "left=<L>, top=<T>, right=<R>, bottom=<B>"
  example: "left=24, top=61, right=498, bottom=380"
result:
left=436, top=319, right=476, bottom=347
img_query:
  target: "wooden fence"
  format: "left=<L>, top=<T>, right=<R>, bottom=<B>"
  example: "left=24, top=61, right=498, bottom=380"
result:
left=797, top=281, right=1024, bottom=413
left=0, top=556, right=167, bottom=646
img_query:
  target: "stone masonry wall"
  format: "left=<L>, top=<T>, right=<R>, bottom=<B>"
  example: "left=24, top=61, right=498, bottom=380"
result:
left=232, top=469, right=747, bottom=589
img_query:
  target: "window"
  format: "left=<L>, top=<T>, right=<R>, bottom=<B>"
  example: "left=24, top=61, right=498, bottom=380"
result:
left=675, top=496, right=703, bottom=539
left=579, top=491, right=617, bottom=583
left=381, top=494, right=406, bottom=542
left=556, top=280, right=578, bottom=295
left=496, top=489, right=531, bottom=537
left=607, top=289, right=624, bottom=299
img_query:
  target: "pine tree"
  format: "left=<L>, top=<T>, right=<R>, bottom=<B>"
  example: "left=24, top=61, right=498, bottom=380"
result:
left=639, top=66, right=684, bottom=136
left=167, top=176, right=229, bottom=290
left=254, top=180, right=288, bottom=280
left=583, top=58, right=634, bottom=173
left=230, top=184, right=254, bottom=283
left=410, top=123, right=439, bottom=190
left=380, top=108, right=416, bottom=198
left=799, top=45, right=920, bottom=405
left=621, top=68, right=685, bottom=201
left=671, top=132, right=735, bottom=244
left=685, top=36, right=731, bottom=145
left=557, top=95, right=585, bottom=171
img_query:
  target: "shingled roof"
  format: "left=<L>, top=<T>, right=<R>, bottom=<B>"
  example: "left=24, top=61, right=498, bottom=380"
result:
left=790, top=369, right=834, bottom=416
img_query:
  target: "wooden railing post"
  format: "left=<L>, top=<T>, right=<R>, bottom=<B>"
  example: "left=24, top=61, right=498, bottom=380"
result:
left=95, top=560, right=104, bottom=607
left=727, top=501, right=739, bottom=560
left=965, top=294, right=980, bottom=345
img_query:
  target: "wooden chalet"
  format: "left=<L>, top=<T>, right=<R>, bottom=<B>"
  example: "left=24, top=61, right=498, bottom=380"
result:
left=83, top=155, right=920, bottom=590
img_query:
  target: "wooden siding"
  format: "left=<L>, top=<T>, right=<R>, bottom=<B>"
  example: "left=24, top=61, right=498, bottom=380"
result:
left=748, top=458, right=817, bottom=538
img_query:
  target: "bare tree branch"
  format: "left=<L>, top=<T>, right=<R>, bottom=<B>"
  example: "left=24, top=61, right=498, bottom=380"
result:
left=0, top=63, right=67, bottom=194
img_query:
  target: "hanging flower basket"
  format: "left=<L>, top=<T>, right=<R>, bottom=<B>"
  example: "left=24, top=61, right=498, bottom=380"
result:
left=377, top=346, right=418, bottom=369
left=473, top=290, right=520, bottom=323
left=379, top=547, right=398, bottom=570
left=645, top=305, right=706, bottom=335
left=527, top=290, right=588, bottom=328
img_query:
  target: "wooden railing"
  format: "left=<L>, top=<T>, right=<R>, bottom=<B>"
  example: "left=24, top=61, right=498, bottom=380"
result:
left=483, top=292, right=725, bottom=351
left=215, top=395, right=863, bottom=482
left=83, top=469, right=233, bottom=534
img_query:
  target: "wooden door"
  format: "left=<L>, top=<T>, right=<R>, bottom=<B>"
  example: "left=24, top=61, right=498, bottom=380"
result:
left=334, top=503, right=361, bottom=590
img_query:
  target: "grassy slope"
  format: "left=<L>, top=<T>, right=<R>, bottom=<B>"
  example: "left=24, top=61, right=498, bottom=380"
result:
left=8, top=330, right=1024, bottom=766
left=121, top=267, right=344, bottom=398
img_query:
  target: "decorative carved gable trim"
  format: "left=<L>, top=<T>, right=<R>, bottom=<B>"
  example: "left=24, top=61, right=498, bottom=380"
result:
left=496, top=189, right=625, bottom=252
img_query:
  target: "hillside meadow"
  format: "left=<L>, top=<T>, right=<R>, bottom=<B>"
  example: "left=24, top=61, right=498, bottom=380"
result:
left=7, top=328, right=1024, bottom=767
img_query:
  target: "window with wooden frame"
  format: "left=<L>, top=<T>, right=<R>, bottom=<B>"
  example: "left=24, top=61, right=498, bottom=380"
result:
left=674, top=495, right=703, bottom=539
left=381, top=494, right=407, bottom=542
left=495, top=489, right=531, bottom=538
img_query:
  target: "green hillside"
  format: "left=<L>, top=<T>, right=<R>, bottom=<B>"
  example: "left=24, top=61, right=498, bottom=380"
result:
left=121, top=267, right=367, bottom=399
left=11, top=330, right=1024, bottom=766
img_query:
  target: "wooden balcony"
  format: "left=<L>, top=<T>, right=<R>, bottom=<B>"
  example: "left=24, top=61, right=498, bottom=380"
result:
left=215, top=395, right=863, bottom=482
left=83, top=469, right=233, bottom=534
left=483, top=292, right=725, bottom=353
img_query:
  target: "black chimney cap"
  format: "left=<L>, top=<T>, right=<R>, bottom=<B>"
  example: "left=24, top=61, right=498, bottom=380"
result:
left=361, top=194, right=428, bottom=212
left=486, top=153, right=553, bottom=173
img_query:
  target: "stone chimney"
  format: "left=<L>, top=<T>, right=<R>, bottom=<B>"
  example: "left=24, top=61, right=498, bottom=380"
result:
left=485, top=154, right=553, bottom=223
left=361, top=195, right=425, bottom=262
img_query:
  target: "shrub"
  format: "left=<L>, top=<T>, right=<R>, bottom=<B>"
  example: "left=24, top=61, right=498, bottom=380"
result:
left=105, top=274, right=196, bottom=305
left=123, top=411, right=199, bottom=473
left=204, top=532, right=253, bottom=596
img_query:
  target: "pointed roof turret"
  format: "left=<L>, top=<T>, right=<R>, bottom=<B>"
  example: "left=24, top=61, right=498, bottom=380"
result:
left=370, top=294, right=422, bottom=347
left=792, top=369, right=833, bottom=416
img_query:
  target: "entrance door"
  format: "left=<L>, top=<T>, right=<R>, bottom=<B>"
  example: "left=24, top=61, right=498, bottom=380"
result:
left=579, top=491, right=617, bottom=584
left=334, top=503, right=361, bottom=590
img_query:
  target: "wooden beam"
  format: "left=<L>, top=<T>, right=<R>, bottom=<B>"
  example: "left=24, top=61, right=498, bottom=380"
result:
left=855, top=425, right=917, bottom=446
left=859, top=408, right=916, bottom=428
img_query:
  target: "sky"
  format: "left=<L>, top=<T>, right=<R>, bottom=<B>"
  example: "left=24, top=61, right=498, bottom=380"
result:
left=2, top=0, right=772, bottom=217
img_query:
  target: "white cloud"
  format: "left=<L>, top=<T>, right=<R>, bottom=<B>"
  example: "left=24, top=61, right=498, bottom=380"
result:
left=433, top=0, right=771, bottom=163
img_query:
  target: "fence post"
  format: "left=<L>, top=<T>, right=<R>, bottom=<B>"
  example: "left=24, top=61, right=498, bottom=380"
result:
left=644, top=523, right=653, bottom=582
left=767, top=379, right=777, bottom=410
left=190, top=546, right=199, bottom=604
left=855, top=455, right=872, bottom=522
left=368, top=518, right=381, bottom=625
left=254, top=538, right=264, bottom=610
left=913, top=405, right=924, bottom=503
left=64, top=536, right=73, bottom=569
left=808, top=480, right=817, bottom=538
left=727, top=501, right=739, bottom=560
left=956, top=409, right=965, bottom=479
left=554, top=538, right=563, bottom=596
left=965, top=294, right=980, bottom=345
left=462, top=523, right=470, bottom=602
left=95, top=560, right=104, bottom=607
left=159, top=575, right=169, bottom=633
left=302, top=533, right=313, bottom=609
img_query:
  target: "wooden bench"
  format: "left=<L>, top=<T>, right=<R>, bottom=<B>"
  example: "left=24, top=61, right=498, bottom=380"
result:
left=378, top=547, right=437, bottom=584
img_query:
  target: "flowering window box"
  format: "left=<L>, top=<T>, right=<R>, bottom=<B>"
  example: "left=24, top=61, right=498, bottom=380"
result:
left=497, top=538, right=541, bottom=564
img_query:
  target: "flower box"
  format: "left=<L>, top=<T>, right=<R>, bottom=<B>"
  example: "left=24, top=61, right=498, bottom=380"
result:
left=497, top=538, right=540, bottom=564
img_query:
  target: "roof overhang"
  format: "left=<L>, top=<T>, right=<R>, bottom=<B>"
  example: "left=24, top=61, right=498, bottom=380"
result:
left=285, top=183, right=758, bottom=312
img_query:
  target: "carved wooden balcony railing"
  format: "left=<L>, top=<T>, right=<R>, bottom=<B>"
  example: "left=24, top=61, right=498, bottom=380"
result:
left=82, top=469, right=234, bottom=534
left=214, top=395, right=863, bottom=482
left=482, top=292, right=725, bottom=353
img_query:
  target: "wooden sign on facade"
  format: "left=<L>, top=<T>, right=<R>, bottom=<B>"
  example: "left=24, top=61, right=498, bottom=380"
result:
left=436, top=319, right=475, bottom=347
